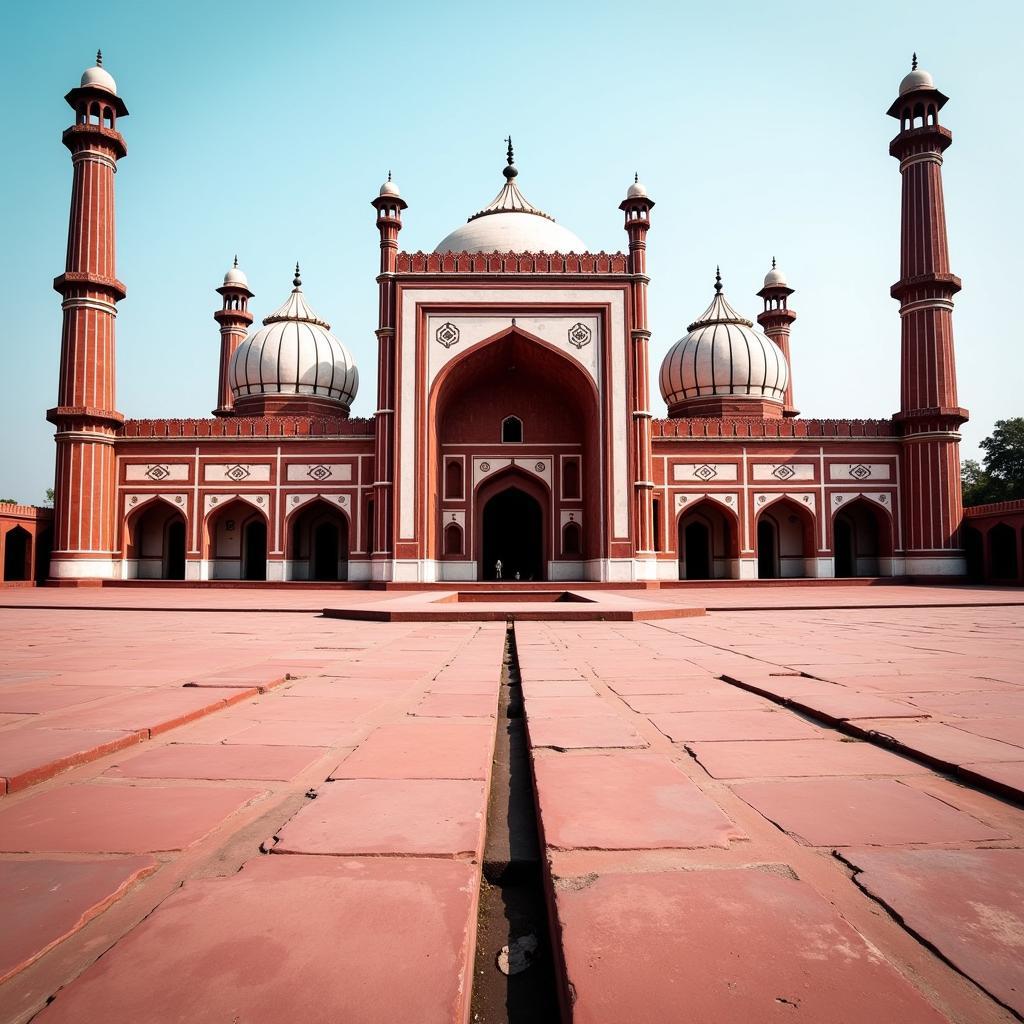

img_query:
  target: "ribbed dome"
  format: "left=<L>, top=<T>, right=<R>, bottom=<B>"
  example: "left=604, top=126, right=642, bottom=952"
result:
left=436, top=140, right=587, bottom=254
left=660, top=272, right=789, bottom=413
left=229, top=267, right=358, bottom=411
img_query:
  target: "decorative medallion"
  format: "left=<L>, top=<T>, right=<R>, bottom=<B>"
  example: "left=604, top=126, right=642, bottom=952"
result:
left=129, top=495, right=138, bottom=505
left=535, top=462, right=546, bottom=473
left=480, top=462, right=491, bottom=472
left=567, top=322, right=592, bottom=349
left=174, top=496, right=183, bottom=504
left=694, top=464, right=717, bottom=482
left=436, top=322, right=460, bottom=349
left=256, top=496, right=265, bottom=505
left=145, top=464, right=170, bottom=481
left=307, top=464, right=333, bottom=482
left=849, top=464, right=872, bottom=480
left=835, top=495, right=845, bottom=505
left=724, top=495, right=734, bottom=504
left=771, top=465, right=796, bottom=481
left=225, top=464, right=252, bottom=482
left=757, top=495, right=767, bottom=504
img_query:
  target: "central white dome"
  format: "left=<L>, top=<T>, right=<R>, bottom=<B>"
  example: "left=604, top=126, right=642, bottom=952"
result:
left=436, top=142, right=587, bottom=254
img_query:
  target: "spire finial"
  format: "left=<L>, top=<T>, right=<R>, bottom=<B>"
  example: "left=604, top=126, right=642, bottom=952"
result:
left=634, top=171, right=639, bottom=183
left=911, top=52, right=918, bottom=71
left=96, top=49, right=103, bottom=67
left=293, top=262, right=301, bottom=288
left=771, top=256, right=776, bottom=270
left=714, top=266, right=723, bottom=294
left=387, top=169, right=392, bottom=182
left=503, top=136, right=518, bottom=180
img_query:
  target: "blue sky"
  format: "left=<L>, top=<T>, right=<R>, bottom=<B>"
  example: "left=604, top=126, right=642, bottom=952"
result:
left=1, top=0, right=1020, bottom=503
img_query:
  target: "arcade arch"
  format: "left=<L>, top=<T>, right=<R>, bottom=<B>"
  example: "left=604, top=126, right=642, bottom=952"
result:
left=124, top=499, right=186, bottom=580
left=676, top=500, right=739, bottom=580
left=833, top=497, right=893, bottom=577
left=287, top=499, right=350, bottom=581
left=206, top=499, right=268, bottom=581
left=755, top=497, right=816, bottom=578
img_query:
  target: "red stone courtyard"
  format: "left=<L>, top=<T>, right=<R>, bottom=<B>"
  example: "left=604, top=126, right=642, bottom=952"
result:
left=0, top=583, right=1022, bottom=1022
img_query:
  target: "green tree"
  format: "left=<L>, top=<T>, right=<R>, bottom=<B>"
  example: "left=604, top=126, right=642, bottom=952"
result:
left=0, top=497, right=16, bottom=504
left=961, top=459, right=995, bottom=506
left=979, top=418, right=1024, bottom=500
left=44, top=488, right=54, bottom=506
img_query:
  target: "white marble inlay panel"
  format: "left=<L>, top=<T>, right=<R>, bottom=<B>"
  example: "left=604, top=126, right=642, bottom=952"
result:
left=751, top=464, right=815, bottom=482
left=285, top=463, right=353, bottom=483
left=829, top=463, right=892, bottom=482
left=125, top=464, right=189, bottom=482
left=675, top=492, right=739, bottom=513
left=204, top=464, right=272, bottom=483
left=672, top=463, right=738, bottom=483
left=124, top=492, right=188, bottom=513
left=284, top=493, right=352, bottom=516
left=830, top=491, right=892, bottom=513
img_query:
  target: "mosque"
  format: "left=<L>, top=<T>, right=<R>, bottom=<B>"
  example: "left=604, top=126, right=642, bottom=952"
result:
left=43, top=53, right=968, bottom=584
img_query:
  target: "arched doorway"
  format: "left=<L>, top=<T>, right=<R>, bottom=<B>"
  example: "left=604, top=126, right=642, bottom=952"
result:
left=3, top=527, right=31, bottom=581
left=125, top=500, right=187, bottom=580
left=482, top=485, right=543, bottom=581
left=207, top=500, right=268, bottom=581
left=430, top=327, right=599, bottom=582
left=963, top=526, right=984, bottom=581
left=677, top=500, right=738, bottom=580
left=756, top=498, right=815, bottom=578
left=833, top=498, right=892, bottom=577
left=990, top=524, right=1019, bottom=580
left=289, top=501, right=350, bottom=581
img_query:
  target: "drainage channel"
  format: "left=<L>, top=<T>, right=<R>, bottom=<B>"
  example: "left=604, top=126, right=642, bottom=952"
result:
left=471, top=623, right=561, bottom=1023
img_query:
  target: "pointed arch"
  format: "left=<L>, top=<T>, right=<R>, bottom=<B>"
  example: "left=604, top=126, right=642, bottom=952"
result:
left=124, top=496, right=188, bottom=580
left=206, top=498, right=269, bottom=580
left=832, top=496, right=893, bottom=577
left=676, top=496, right=740, bottom=580
left=755, top=496, right=816, bottom=578
left=286, top=497, right=350, bottom=581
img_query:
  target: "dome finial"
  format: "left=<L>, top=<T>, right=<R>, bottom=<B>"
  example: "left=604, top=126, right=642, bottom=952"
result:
left=96, top=49, right=103, bottom=67
left=233, top=254, right=239, bottom=269
left=634, top=171, right=639, bottom=183
left=503, top=136, right=518, bottom=180
left=714, top=266, right=723, bottom=294
left=387, top=169, right=392, bottom=182
left=771, top=256, right=776, bottom=270
left=911, top=52, right=918, bottom=71
left=293, top=262, right=301, bottom=288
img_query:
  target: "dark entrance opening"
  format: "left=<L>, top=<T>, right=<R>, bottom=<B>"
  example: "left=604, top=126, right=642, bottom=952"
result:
left=313, top=521, right=340, bottom=581
left=482, top=487, right=543, bottom=581
left=3, top=527, right=30, bottom=581
left=684, top=522, right=711, bottom=580
left=757, top=519, right=778, bottom=578
left=834, top=516, right=854, bottom=577
left=243, top=519, right=267, bottom=580
left=165, top=519, right=186, bottom=580
left=990, top=523, right=1019, bottom=580
left=963, top=526, right=984, bottom=581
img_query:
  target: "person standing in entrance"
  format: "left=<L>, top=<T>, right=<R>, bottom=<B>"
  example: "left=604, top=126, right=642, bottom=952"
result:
left=495, top=559, right=503, bottom=580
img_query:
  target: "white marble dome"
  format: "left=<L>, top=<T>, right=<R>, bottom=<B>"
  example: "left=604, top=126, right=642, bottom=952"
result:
left=230, top=268, right=358, bottom=410
left=627, top=175, right=647, bottom=199
left=223, top=257, right=249, bottom=288
left=899, top=66, right=934, bottom=96
left=762, top=260, right=789, bottom=289
left=81, top=52, right=117, bottom=94
left=660, top=274, right=789, bottom=410
left=436, top=144, right=587, bottom=253
left=379, top=175, right=401, bottom=198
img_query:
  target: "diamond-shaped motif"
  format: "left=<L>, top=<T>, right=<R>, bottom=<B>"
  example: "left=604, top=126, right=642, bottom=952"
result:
left=694, top=464, right=718, bottom=482
left=307, top=464, right=333, bottom=482
left=849, top=464, right=872, bottom=480
left=567, top=322, right=592, bottom=349
left=436, top=322, right=460, bottom=349
left=145, top=465, right=170, bottom=481
left=225, top=464, right=252, bottom=482
left=771, top=465, right=796, bottom=481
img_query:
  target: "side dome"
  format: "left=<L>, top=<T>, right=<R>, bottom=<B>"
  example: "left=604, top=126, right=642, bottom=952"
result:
left=660, top=271, right=789, bottom=418
left=230, top=266, right=358, bottom=415
left=436, top=139, right=587, bottom=254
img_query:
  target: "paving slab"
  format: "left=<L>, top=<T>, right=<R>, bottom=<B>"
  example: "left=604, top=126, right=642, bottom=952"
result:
left=620, top=689, right=771, bottom=714
left=606, top=676, right=719, bottom=696
left=687, top=738, right=929, bottom=779
left=0, top=686, right=124, bottom=713
left=844, top=673, right=1018, bottom=694
left=331, top=721, right=495, bottom=780
left=519, top=694, right=612, bottom=718
left=526, top=715, right=648, bottom=750
left=40, top=688, right=255, bottom=736
left=906, top=691, right=1024, bottom=718
left=844, top=848, right=1024, bottom=1017
left=947, top=717, right=1024, bottom=748
left=33, top=855, right=479, bottom=1024
left=959, top=761, right=1024, bottom=800
left=532, top=752, right=744, bottom=850
left=234, top=695, right=383, bottom=722
left=0, top=728, right=145, bottom=794
left=223, top=720, right=367, bottom=748
left=851, top=720, right=1024, bottom=769
left=733, top=777, right=1006, bottom=846
left=104, top=743, right=326, bottom=782
left=0, top=857, right=157, bottom=984
left=555, top=868, right=949, bottom=1024
left=788, top=691, right=929, bottom=723
left=410, top=692, right=496, bottom=718
left=274, top=779, right=486, bottom=857
left=0, top=784, right=264, bottom=854
left=649, top=709, right=821, bottom=743
left=520, top=679, right=596, bottom=698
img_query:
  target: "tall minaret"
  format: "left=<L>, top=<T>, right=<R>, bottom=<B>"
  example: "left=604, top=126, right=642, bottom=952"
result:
left=757, top=259, right=798, bottom=416
left=213, top=257, right=254, bottom=416
left=888, top=56, right=968, bottom=575
left=47, top=52, right=128, bottom=580
left=619, top=174, right=656, bottom=568
left=370, top=173, right=406, bottom=572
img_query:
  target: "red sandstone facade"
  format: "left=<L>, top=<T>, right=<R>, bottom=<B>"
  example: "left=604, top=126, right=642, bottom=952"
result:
left=45, top=56, right=969, bottom=584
